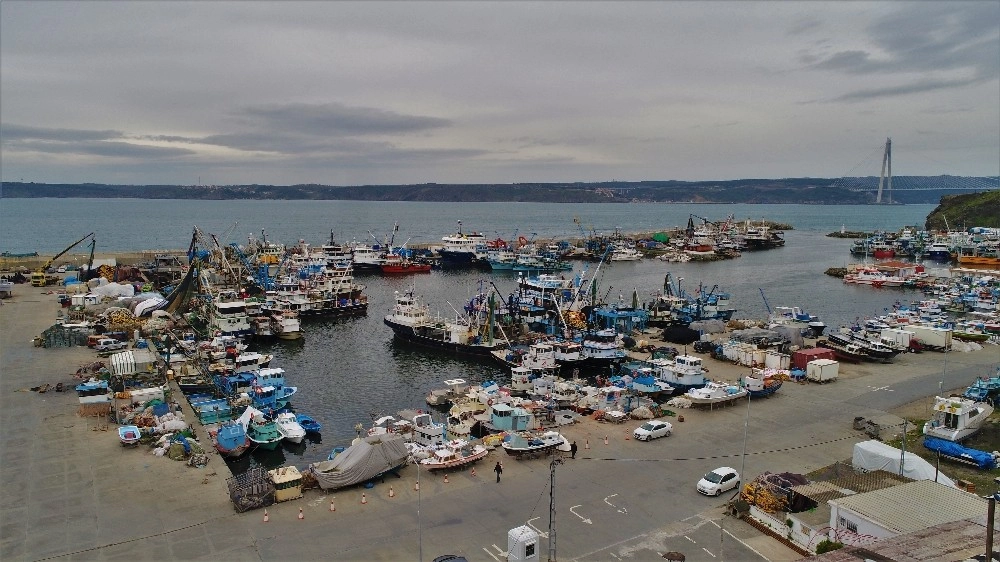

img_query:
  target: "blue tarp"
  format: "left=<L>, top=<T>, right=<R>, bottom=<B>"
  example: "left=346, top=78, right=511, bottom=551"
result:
left=923, top=436, right=997, bottom=470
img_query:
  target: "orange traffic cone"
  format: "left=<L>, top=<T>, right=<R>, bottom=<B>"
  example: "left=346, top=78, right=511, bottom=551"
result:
left=298, top=508, right=304, bottom=520
left=444, top=473, right=449, bottom=483
left=389, top=486, right=395, bottom=498
left=585, top=439, right=590, bottom=449
left=414, top=481, right=420, bottom=492
left=625, top=431, right=631, bottom=440
left=329, top=498, right=336, bottom=512
left=361, top=493, right=368, bottom=504
left=263, top=509, right=269, bottom=523
left=604, top=435, right=609, bottom=445
left=471, top=466, right=476, bottom=477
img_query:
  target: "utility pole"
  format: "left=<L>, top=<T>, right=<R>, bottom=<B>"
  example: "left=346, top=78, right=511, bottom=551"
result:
left=548, top=458, right=563, bottom=562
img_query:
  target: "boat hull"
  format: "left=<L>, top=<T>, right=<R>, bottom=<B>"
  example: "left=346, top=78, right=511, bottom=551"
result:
left=384, top=319, right=501, bottom=356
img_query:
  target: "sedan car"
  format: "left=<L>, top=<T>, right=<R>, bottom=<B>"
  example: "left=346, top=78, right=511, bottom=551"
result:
left=697, top=466, right=740, bottom=496
left=633, top=420, right=673, bottom=441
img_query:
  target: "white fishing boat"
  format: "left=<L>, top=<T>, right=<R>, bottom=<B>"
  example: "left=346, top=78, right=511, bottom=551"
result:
left=275, top=412, right=307, bottom=444
left=922, top=396, right=994, bottom=442
left=501, top=430, right=567, bottom=458
left=684, top=381, right=748, bottom=406
left=609, top=246, right=643, bottom=261
left=419, top=438, right=489, bottom=470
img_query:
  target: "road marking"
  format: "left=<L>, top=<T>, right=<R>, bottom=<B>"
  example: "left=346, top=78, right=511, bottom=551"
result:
left=724, top=528, right=770, bottom=561
left=482, top=547, right=500, bottom=561
left=604, top=493, right=627, bottom=513
left=610, top=552, right=621, bottom=560
left=703, top=547, right=717, bottom=557
left=526, top=517, right=549, bottom=538
left=491, top=544, right=504, bottom=554
left=570, top=505, right=593, bottom=524
left=684, top=535, right=697, bottom=544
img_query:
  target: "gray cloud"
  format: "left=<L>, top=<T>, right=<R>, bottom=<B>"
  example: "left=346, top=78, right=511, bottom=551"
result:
left=238, top=103, right=451, bottom=137
left=831, top=77, right=985, bottom=102
left=2, top=124, right=123, bottom=142
left=7, top=139, right=194, bottom=158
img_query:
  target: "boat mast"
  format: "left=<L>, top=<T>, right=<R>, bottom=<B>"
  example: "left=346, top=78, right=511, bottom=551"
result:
left=876, top=137, right=892, bottom=204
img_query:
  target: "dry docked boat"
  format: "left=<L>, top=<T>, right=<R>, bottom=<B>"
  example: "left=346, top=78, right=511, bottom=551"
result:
left=922, top=396, right=994, bottom=442
left=419, top=439, right=489, bottom=470
left=683, top=381, right=748, bottom=406
left=501, top=430, right=567, bottom=458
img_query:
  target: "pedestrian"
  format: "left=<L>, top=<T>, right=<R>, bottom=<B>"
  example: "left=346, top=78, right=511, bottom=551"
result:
left=570, top=441, right=578, bottom=459
left=494, top=461, right=503, bottom=483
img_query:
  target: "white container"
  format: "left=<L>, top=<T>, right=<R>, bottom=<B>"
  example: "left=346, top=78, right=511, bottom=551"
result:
left=806, top=359, right=839, bottom=382
left=764, top=351, right=790, bottom=370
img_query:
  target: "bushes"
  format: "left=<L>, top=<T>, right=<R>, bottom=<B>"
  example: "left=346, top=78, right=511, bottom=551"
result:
left=815, top=539, right=843, bottom=554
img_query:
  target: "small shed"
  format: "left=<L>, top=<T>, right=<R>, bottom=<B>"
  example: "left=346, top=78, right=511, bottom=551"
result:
left=792, top=347, right=835, bottom=370
left=109, top=348, right=156, bottom=376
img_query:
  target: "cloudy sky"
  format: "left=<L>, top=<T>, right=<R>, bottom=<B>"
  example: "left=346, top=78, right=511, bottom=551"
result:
left=2, top=1, right=997, bottom=186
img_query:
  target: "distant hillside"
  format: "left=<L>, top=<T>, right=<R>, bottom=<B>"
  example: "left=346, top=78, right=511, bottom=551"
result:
left=0, top=178, right=995, bottom=204
left=925, top=191, right=1000, bottom=230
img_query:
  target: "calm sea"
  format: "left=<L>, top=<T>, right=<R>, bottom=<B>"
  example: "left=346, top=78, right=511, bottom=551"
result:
left=0, top=198, right=942, bottom=469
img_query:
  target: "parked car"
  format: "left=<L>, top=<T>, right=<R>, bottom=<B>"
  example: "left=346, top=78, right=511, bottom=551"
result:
left=94, top=338, right=127, bottom=352
left=56, top=266, right=67, bottom=273
left=633, top=420, right=673, bottom=441
left=697, top=466, right=740, bottom=496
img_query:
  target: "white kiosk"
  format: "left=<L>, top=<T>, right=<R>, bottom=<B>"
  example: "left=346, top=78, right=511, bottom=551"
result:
left=507, top=525, right=539, bottom=562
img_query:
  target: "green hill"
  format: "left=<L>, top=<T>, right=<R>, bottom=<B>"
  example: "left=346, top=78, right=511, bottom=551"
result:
left=925, top=191, right=1000, bottom=230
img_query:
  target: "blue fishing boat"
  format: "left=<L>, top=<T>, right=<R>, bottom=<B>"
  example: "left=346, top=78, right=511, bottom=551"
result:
left=295, top=413, right=322, bottom=433
left=211, top=412, right=251, bottom=458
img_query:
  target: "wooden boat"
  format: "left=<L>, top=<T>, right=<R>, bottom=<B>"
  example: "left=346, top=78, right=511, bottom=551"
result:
left=247, top=413, right=283, bottom=450
left=817, top=338, right=867, bottom=364
left=419, top=438, right=489, bottom=470
left=210, top=418, right=251, bottom=457
left=118, top=425, right=142, bottom=446
left=922, top=396, right=994, bottom=442
left=501, top=430, right=567, bottom=458
left=381, top=254, right=432, bottom=274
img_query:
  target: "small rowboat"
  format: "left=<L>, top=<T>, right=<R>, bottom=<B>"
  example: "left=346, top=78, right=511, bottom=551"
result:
left=118, top=425, right=142, bottom=446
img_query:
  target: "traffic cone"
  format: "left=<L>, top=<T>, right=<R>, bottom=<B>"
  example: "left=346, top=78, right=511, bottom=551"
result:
left=414, top=481, right=420, bottom=492
left=625, top=431, right=631, bottom=440
left=471, top=466, right=476, bottom=477
left=263, top=509, right=269, bottom=523
left=444, top=473, right=449, bottom=483
left=298, top=508, right=304, bottom=520
left=604, top=435, right=608, bottom=445
left=585, top=439, right=590, bottom=449
left=389, top=486, right=395, bottom=498
left=329, top=498, right=336, bottom=512
left=361, top=493, right=368, bottom=504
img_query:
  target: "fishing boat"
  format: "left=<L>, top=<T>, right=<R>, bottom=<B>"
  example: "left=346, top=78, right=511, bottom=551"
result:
left=684, top=381, right=748, bottom=406
left=609, top=246, right=643, bottom=261
left=118, top=425, right=142, bottom=447
left=383, top=289, right=507, bottom=357
left=419, top=438, right=489, bottom=470
left=275, top=412, right=307, bottom=444
left=247, top=413, right=283, bottom=450
left=425, top=378, right=470, bottom=407
left=742, top=373, right=782, bottom=398
left=501, top=430, right=567, bottom=458
left=381, top=253, right=432, bottom=274
left=210, top=409, right=254, bottom=457
left=437, top=221, right=488, bottom=266
left=922, top=396, right=995, bottom=442
left=843, top=267, right=904, bottom=288
left=295, top=413, right=322, bottom=433
left=816, top=338, right=868, bottom=363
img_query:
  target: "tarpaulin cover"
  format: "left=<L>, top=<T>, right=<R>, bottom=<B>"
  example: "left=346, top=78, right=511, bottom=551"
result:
left=308, top=434, right=409, bottom=490
left=852, top=440, right=957, bottom=487
left=922, top=436, right=997, bottom=470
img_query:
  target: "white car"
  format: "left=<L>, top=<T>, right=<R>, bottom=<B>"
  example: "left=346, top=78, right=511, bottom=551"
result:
left=56, top=266, right=67, bottom=273
left=633, top=420, right=673, bottom=441
left=697, top=466, right=740, bottom=496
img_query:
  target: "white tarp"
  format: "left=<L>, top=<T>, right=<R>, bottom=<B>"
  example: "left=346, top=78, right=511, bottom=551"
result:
left=852, top=440, right=956, bottom=488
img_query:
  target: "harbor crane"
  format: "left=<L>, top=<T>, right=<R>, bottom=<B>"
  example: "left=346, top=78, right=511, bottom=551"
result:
left=31, top=232, right=94, bottom=286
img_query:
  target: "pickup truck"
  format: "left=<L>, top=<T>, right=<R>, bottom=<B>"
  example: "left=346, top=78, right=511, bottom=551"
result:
left=94, top=338, right=128, bottom=352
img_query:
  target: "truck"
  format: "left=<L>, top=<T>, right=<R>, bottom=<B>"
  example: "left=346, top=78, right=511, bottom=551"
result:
left=806, top=358, right=839, bottom=383
left=879, top=327, right=916, bottom=352
left=903, top=324, right=952, bottom=351
left=94, top=338, right=128, bottom=353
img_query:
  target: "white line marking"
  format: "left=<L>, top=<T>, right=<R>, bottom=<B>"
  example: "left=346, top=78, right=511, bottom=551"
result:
left=570, top=504, right=593, bottom=524
left=684, top=535, right=697, bottom=544
left=526, top=516, right=549, bottom=538
left=492, top=544, right=504, bottom=554
left=724, top=528, right=770, bottom=561
left=482, top=547, right=500, bottom=561
left=703, top=547, right=716, bottom=557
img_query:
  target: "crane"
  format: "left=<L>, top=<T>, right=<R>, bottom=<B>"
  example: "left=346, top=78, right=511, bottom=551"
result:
left=31, top=232, right=95, bottom=286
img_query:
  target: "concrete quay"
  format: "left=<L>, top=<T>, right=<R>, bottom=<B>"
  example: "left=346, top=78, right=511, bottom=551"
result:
left=2, top=282, right=999, bottom=561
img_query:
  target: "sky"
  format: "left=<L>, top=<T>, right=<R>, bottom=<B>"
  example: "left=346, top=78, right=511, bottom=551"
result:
left=1, top=1, right=998, bottom=186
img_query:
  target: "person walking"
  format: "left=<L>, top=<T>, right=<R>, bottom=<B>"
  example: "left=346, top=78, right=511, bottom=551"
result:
left=494, top=461, right=503, bottom=483
left=570, top=441, right=578, bottom=459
